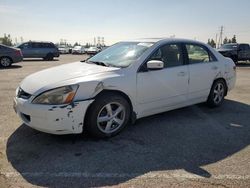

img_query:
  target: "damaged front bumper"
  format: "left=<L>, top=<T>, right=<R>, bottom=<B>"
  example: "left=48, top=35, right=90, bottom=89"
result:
left=13, top=97, right=94, bottom=134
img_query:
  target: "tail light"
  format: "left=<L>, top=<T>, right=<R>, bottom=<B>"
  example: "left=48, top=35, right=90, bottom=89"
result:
left=233, top=65, right=236, bottom=72
left=15, top=50, right=22, bottom=56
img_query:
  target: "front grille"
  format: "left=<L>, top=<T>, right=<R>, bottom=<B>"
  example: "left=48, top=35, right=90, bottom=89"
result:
left=17, top=88, right=31, bottom=99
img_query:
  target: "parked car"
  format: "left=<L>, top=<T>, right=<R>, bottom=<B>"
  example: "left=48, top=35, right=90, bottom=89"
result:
left=14, top=38, right=236, bottom=138
left=0, top=44, right=23, bottom=68
left=72, top=46, right=85, bottom=54
left=58, top=45, right=70, bottom=54
left=85, top=46, right=100, bottom=55
left=17, top=41, right=60, bottom=60
left=218, top=43, right=250, bottom=63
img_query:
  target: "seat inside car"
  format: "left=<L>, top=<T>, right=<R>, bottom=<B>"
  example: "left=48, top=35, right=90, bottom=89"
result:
left=161, top=45, right=180, bottom=67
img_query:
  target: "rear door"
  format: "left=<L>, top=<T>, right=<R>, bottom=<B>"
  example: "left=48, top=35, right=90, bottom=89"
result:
left=185, top=43, right=219, bottom=101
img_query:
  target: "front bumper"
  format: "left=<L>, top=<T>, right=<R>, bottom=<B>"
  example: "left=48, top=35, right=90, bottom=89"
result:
left=14, top=97, right=94, bottom=134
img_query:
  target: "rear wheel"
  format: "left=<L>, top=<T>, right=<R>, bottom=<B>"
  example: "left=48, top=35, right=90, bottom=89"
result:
left=85, top=93, right=131, bottom=138
left=0, top=57, right=12, bottom=67
left=44, top=53, right=54, bottom=61
left=207, top=80, right=226, bottom=107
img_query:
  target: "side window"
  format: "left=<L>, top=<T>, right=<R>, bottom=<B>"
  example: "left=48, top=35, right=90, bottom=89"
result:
left=21, top=43, right=31, bottom=49
left=48, top=43, right=55, bottom=48
left=186, top=44, right=214, bottom=64
left=239, top=44, right=249, bottom=51
left=149, top=44, right=183, bottom=68
left=31, top=43, right=42, bottom=48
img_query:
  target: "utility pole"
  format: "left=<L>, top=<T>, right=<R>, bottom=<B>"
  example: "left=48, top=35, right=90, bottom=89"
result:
left=218, top=26, right=224, bottom=48
left=215, top=33, right=218, bottom=49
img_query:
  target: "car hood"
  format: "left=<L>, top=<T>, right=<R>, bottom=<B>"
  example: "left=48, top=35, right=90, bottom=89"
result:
left=20, top=62, right=119, bottom=95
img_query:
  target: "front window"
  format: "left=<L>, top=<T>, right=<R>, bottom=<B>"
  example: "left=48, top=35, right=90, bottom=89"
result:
left=149, top=44, right=183, bottom=68
left=87, top=42, right=153, bottom=67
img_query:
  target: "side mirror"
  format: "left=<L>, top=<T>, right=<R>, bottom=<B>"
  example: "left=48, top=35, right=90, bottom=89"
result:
left=147, top=60, right=164, bottom=70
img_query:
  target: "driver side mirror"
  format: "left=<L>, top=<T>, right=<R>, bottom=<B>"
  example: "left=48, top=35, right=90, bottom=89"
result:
left=147, top=60, right=164, bottom=70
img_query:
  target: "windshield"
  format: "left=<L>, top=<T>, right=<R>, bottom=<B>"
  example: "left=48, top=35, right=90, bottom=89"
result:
left=220, top=44, right=238, bottom=50
left=87, top=42, right=153, bottom=67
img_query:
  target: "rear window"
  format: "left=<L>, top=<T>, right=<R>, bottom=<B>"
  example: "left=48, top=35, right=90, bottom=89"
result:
left=186, top=44, right=217, bottom=64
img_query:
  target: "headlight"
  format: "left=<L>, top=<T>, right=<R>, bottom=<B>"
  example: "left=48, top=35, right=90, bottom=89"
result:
left=32, top=85, right=78, bottom=105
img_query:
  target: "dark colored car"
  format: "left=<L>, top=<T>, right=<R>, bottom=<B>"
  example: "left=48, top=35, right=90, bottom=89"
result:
left=0, top=44, right=23, bottom=68
left=218, top=43, right=250, bottom=63
left=17, top=41, right=60, bottom=61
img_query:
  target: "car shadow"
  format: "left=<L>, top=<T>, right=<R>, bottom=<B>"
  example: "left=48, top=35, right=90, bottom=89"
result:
left=6, top=99, right=250, bottom=187
left=0, top=65, right=22, bottom=70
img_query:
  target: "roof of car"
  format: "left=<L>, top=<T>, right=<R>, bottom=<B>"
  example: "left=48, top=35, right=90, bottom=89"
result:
left=23, top=41, right=54, bottom=44
left=124, top=38, right=206, bottom=45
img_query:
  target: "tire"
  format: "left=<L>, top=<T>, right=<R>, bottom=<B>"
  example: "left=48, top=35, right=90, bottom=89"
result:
left=207, top=80, right=226, bottom=107
left=85, top=93, right=131, bottom=138
left=0, top=57, right=12, bottom=67
left=44, top=53, right=54, bottom=61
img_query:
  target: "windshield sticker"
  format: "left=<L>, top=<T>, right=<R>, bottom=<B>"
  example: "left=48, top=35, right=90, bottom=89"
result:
left=137, top=43, right=153, bottom=47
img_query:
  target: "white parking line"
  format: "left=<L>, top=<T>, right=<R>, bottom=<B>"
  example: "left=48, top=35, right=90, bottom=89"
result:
left=1, top=171, right=250, bottom=180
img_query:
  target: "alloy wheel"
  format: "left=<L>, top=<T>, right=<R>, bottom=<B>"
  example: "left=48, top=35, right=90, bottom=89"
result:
left=1, top=57, right=11, bottom=67
left=97, top=102, right=126, bottom=134
left=213, top=83, right=224, bottom=104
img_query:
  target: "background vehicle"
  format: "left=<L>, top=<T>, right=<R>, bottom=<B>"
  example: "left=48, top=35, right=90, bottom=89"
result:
left=14, top=39, right=236, bottom=138
left=58, top=45, right=70, bottom=54
left=218, top=43, right=250, bottom=63
left=85, top=46, right=100, bottom=55
left=17, top=41, right=60, bottom=61
left=72, top=46, right=85, bottom=54
left=0, top=44, right=23, bottom=68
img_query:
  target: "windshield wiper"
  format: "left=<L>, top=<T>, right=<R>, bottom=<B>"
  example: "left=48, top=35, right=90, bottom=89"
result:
left=85, top=60, right=109, bottom=67
left=83, top=60, right=123, bottom=68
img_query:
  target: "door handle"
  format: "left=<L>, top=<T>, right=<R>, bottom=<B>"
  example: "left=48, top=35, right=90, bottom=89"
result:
left=212, top=66, right=218, bottom=70
left=177, top=71, right=186, bottom=76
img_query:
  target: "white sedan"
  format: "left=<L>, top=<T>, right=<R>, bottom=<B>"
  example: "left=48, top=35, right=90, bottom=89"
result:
left=14, top=38, right=236, bottom=138
left=72, top=46, right=85, bottom=54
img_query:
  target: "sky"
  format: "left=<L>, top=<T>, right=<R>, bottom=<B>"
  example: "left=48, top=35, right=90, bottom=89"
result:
left=0, top=0, right=250, bottom=45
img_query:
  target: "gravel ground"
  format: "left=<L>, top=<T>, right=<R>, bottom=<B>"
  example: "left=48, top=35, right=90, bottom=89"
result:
left=0, top=55, right=249, bottom=188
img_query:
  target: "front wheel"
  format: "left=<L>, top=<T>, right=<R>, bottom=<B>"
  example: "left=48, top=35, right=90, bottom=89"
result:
left=85, top=93, right=131, bottom=138
left=207, top=80, right=226, bottom=107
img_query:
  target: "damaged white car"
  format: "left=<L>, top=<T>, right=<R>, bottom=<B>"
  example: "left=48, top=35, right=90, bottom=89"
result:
left=14, top=38, right=236, bottom=138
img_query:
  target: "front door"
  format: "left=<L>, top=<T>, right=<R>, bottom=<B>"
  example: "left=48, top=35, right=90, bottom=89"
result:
left=137, top=43, right=189, bottom=116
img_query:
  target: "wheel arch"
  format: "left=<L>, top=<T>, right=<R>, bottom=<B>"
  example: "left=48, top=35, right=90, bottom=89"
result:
left=83, top=89, right=136, bottom=132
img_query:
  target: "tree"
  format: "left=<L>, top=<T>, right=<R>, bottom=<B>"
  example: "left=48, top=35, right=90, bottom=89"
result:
left=228, top=39, right=232, bottom=43
left=223, top=37, right=228, bottom=44
left=207, top=38, right=216, bottom=48
left=0, top=34, right=12, bottom=46
left=232, top=35, right=237, bottom=43
left=85, top=43, right=90, bottom=48
left=73, top=42, right=80, bottom=47
left=210, top=39, right=216, bottom=48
